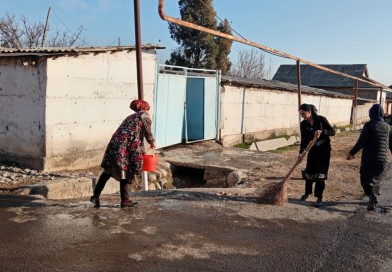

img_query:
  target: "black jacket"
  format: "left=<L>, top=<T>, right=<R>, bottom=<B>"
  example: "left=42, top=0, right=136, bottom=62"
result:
left=300, top=115, right=335, bottom=153
left=350, top=117, right=392, bottom=167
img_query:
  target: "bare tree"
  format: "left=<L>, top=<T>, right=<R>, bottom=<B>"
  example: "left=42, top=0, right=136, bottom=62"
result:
left=230, top=48, right=268, bottom=79
left=0, top=12, right=84, bottom=48
left=46, top=26, right=84, bottom=47
left=0, top=13, right=22, bottom=48
left=21, top=16, right=45, bottom=48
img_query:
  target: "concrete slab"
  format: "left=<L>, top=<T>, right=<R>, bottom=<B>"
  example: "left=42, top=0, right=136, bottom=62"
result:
left=162, top=144, right=285, bottom=174
left=22, top=177, right=119, bottom=199
left=250, top=136, right=299, bottom=152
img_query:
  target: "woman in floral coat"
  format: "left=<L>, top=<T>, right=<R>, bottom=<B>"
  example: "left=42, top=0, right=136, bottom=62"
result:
left=90, top=99, right=156, bottom=208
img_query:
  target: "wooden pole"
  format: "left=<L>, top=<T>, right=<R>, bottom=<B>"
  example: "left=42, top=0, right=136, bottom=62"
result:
left=296, top=60, right=302, bottom=107
left=353, top=80, right=358, bottom=130
left=158, top=0, right=389, bottom=90
left=41, top=7, right=51, bottom=47
left=134, top=0, right=144, bottom=100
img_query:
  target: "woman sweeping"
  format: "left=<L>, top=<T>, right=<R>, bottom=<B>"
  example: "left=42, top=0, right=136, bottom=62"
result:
left=90, top=99, right=156, bottom=208
left=298, top=104, right=335, bottom=207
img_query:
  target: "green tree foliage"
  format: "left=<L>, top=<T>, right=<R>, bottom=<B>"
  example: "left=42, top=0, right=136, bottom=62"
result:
left=216, top=19, right=232, bottom=74
left=166, top=0, right=232, bottom=74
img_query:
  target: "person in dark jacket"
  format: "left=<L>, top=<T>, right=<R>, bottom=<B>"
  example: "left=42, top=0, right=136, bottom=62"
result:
left=347, top=104, right=392, bottom=211
left=384, top=113, right=392, bottom=126
left=299, top=104, right=335, bottom=207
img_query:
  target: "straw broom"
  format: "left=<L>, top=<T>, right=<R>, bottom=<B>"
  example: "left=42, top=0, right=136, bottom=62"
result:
left=256, top=135, right=318, bottom=206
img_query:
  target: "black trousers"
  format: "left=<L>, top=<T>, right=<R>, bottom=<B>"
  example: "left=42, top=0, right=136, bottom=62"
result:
left=93, top=172, right=130, bottom=202
left=305, top=179, right=325, bottom=199
left=360, top=163, right=385, bottom=201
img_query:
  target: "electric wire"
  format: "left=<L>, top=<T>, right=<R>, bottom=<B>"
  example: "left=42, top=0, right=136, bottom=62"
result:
left=50, top=7, right=92, bottom=47
left=198, top=0, right=289, bottom=59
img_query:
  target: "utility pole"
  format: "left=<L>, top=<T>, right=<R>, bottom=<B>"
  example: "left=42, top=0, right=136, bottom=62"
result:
left=134, top=0, right=144, bottom=100
left=42, top=7, right=51, bottom=47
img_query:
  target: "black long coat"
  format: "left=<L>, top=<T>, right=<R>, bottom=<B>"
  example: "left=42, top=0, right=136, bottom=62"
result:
left=300, top=115, right=335, bottom=180
left=349, top=117, right=392, bottom=180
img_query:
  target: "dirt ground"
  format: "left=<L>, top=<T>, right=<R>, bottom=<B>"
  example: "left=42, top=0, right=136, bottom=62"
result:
left=256, top=130, right=365, bottom=202
left=158, top=130, right=368, bottom=203
left=0, top=130, right=368, bottom=204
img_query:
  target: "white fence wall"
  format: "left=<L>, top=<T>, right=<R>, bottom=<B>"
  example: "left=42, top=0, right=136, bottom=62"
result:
left=0, top=58, right=47, bottom=168
left=356, top=102, right=374, bottom=125
left=220, top=85, right=353, bottom=146
left=45, top=50, right=157, bottom=170
left=0, top=49, right=157, bottom=171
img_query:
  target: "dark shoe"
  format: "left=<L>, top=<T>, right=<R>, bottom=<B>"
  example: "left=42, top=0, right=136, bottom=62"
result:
left=367, top=197, right=378, bottom=212
left=121, top=200, right=139, bottom=208
left=315, top=198, right=323, bottom=207
left=90, top=195, right=100, bottom=208
left=300, top=194, right=310, bottom=202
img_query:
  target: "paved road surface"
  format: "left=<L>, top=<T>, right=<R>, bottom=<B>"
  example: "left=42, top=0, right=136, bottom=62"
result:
left=0, top=168, right=391, bottom=272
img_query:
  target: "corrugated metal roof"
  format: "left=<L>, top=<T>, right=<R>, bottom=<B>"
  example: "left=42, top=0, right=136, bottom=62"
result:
left=0, top=45, right=165, bottom=57
left=272, top=64, right=378, bottom=89
left=221, top=75, right=373, bottom=101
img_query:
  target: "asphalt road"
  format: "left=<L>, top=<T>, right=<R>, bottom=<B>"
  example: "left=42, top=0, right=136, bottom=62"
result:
left=0, top=168, right=391, bottom=272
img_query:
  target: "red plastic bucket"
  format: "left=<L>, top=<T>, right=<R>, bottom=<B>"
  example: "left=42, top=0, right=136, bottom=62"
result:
left=142, top=154, right=158, bottom=172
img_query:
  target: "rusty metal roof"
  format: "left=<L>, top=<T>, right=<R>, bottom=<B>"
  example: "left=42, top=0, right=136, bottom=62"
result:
left=272, top=64, right=378, bottom=89
left=0, top=45, right=165, bottom=57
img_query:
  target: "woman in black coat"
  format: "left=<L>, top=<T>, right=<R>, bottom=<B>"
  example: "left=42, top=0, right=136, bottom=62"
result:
left=347, top=104, right=392, bottom=211
left=298, top=104, right=335, bottom=207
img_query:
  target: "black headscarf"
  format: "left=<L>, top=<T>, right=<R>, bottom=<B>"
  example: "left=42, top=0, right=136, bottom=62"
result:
left=369, top=104, right=384, bottom=120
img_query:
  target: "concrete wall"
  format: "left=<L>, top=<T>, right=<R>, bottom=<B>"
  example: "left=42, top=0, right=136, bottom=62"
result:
left=0, top=57, right=47, bottom=169
left=44, top=50, right=157, bottom=171
left=356, top=102, right=374, bottom=125
left=220, top=85, right=352, bottom=146
left=0, top=49, right=157, bottom=171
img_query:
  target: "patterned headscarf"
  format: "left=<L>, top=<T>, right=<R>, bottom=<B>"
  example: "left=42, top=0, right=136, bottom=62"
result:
left=130, top=99, right=150, bottom=112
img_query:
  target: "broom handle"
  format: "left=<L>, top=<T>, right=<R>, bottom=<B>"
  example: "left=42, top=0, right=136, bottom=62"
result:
left=282, top=135, right=318, bottom=183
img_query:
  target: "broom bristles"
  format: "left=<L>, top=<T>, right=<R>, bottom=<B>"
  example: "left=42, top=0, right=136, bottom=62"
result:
left=256, top=135, right=318, bottom=206
left=256, top=181, right=288, bottom=206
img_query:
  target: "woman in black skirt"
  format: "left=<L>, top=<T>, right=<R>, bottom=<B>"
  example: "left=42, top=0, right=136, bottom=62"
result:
left=298, top=104, right=335, bottom=207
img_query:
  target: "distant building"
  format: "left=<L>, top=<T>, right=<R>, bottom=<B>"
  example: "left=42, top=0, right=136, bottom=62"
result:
left=273, top=64, right=385, bottom=102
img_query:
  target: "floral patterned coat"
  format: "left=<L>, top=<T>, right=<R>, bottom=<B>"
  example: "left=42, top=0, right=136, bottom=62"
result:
left=101, top=111, right=155, bottom=181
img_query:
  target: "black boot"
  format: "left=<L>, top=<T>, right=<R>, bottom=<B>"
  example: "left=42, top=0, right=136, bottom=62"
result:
left=367, top=196, right=378, bottom=212
left=90, top=195, right=100, bottom=208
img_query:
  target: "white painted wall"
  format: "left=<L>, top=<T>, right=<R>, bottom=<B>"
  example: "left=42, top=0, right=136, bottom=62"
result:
left=0, top=49, right=158, bottom=171
left=44, top=50, right=157, bottom=170
left=220, top=85, right=353, bottom=146
left=0, top=58, right=46, bottom=168
left=356, top=102, right=374, bottom=125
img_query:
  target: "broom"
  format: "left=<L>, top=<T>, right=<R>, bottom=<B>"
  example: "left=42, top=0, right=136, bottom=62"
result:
left=256, top=135, right=318, bottom=206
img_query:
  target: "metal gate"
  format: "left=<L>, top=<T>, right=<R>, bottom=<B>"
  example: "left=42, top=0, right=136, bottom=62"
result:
left=153, top=64, right=221, bottom=148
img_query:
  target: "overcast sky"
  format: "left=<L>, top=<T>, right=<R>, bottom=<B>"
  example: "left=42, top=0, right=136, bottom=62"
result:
left=1, top=0, right=391, bottom=85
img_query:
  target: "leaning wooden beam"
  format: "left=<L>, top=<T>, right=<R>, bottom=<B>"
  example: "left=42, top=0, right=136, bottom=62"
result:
left=158, top=0, right=389, bottom=90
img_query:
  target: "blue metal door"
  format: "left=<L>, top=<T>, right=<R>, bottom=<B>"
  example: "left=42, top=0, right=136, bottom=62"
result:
left=185, top=78, right=204, bottom=141
left=203, top=77, right=218, bottom=139
left=154, top=65, right=220, bottom=148
left=154, top=73, right=186, bottom=148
